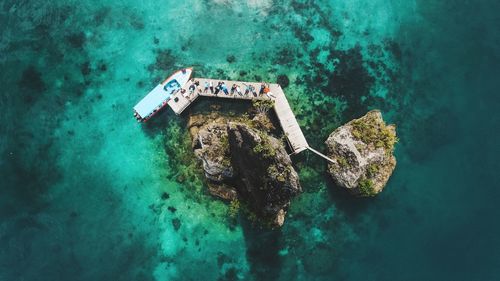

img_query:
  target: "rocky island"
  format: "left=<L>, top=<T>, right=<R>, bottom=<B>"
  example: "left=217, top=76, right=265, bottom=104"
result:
left=187, top=107, right=397, bottom=226
left=167, top=72, right=398, bottom=226
left=325, top=110, right=397, bottom=196
left=188, top=102, right=302, bottom=227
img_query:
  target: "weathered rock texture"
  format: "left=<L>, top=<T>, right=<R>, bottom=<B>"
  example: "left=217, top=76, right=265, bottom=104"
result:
left=325, top=110, right=397, bottom=196
left=227, top=122, right=302, bottom=227
left=188, top=114, right=234, bottom=183
left=188, top=113, right=301, bottom=227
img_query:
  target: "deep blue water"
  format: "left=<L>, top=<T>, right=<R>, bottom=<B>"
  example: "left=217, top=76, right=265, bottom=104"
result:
left=1, top=0, right=499, bottom=280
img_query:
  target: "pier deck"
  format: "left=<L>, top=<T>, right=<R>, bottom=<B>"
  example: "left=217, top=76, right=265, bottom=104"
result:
left=168, top=78, right=309, bottom=154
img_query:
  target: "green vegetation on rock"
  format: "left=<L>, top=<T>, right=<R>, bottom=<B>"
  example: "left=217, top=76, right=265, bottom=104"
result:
left=228, top=200, right=240, bottom=218
left=189, top=109, right=299, bottom=227
left=358, top=178, right=376, bottom=197
left=253, top=133, right=277, bottom=158
left=219, top=134, right=231, bottom=166
left=252, top=99, right=275, bottom=115
left=367, top=163, right=379, bottom=177
left=267, top=164, right=292, bottom=183
left=337, top=156, right=349, bottom=168
left=350, top=112, right=398, bottom=153
left=325, top=110, right=398, bottom=198
left=267, top=165, right=279, bottom=177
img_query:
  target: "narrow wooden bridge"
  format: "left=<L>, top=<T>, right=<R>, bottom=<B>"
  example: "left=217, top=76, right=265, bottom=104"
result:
left=167, top=78, right=334, bottom=160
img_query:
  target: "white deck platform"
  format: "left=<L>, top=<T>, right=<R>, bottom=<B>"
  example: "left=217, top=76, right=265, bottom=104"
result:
left=134, top=68, right=192, bottom=120
left=168, top=78, right=309, bottom=154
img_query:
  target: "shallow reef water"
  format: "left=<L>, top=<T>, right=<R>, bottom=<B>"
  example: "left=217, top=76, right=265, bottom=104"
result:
left=1, top=0, right=499, bottom=280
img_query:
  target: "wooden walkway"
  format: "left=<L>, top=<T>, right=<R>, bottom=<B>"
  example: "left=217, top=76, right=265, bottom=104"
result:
left=167, top=78, right=309, bottom=154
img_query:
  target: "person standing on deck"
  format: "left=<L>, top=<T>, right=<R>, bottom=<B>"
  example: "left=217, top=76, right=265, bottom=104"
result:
left=204, top=81, right=209, bottom=93
left=194, top=80, right=200, bottom=90
left=250, top=84, right=257, bottom=97
left=209, top=81, right=214, bottom=94
left=243, top=83, right=251, bottom=96
left=259, top=84, right=265, bottom=96
left=181, top=89, right=190, bottom=100
left=266, top=91, right=276, bottom=99
left=263, top=84, right=270, bottom=94
left=262, top=83, right=275, bottom=98
left=221, top=82, right=229, bottom=95
left=214, top=82, right=221, bottom=95
left=195, top=80, right=201, bottom=93
left=231, top=84, right=237, bottom=95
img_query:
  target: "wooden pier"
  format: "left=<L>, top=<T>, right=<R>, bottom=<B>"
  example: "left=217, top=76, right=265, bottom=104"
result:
left=167, top=78, right=309, bottom=154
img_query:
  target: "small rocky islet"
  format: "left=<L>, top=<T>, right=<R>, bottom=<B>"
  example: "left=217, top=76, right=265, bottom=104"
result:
left=325, top=110, right=397, bottom=197
left=188, top=104, right=301, bottom=227
left=187, top=105, right=397, bottom=227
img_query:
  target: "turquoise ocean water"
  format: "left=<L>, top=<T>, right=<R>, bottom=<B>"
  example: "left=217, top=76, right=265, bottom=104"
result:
left=1, top=0, right=499, bottom=280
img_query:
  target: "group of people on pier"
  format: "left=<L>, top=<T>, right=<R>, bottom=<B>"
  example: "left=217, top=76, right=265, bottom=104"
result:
left=181, top=79, right=276, bottom=100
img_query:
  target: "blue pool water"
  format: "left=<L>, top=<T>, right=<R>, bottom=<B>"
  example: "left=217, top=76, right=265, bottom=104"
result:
left=1, top=0, right=499, bottom=280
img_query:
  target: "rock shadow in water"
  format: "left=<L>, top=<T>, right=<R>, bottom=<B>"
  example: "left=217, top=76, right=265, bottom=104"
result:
left=241, top=219, right=283, bottom=281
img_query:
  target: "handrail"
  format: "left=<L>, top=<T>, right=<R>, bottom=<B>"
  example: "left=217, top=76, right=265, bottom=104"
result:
left=306, top=146, right=336, bottom=164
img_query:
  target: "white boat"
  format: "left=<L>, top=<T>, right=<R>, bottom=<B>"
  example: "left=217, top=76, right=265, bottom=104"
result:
left=133, top=67, right=193, bottom=122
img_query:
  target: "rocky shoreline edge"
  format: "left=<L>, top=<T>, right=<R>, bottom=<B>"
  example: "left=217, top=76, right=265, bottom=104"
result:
left=186, top=106, right=397, bottom=227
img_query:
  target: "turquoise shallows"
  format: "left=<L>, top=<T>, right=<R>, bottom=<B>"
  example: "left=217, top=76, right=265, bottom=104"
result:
left=0, top=0, right=499, bottom=280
